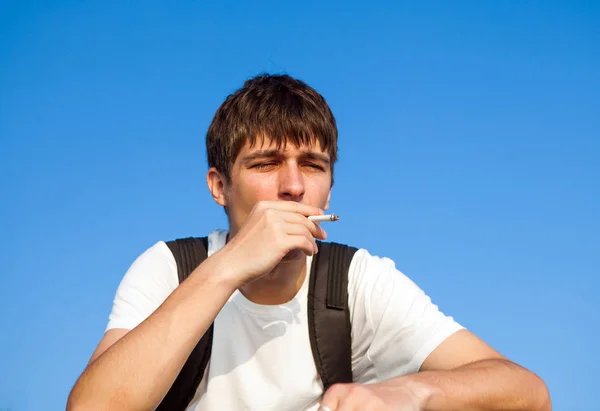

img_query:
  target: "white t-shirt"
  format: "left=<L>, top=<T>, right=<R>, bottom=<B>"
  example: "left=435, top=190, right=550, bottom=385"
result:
left=106, top=230, right=464, bottom=411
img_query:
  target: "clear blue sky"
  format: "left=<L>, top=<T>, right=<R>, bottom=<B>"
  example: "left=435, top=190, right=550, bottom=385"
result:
left=1, top=1, right=598, bottom=410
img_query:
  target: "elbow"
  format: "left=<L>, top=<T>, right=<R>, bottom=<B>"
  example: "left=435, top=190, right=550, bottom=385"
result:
left=66, top=391, right=83, bottom=411
left=66, top=385, right=123, bottom=411
left=502, top=359, right=551, bottom=411
left=66, top=380, right=84, bottom=411
left=531, top=373, right=552, bottom=411
left=539, top=386, right=552, bottom=411
left=67, top=385, right=139, bottom=411
left=67, top=396, right=126, bottom=411
left=66, top=387, right=96, bottom=411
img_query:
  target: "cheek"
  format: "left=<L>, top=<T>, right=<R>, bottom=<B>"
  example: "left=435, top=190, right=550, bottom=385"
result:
left=234, top=174, right=279, bottom=204
left=304, top=179, right=331, bottom=205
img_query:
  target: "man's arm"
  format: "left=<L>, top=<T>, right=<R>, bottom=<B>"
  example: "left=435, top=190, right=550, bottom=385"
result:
left=67, top=201, right=326, bottom=411
left=66, top=253, right=238, bottom=410
left=321, top=330, right=551, bottom=410
left=413, top=329, right=550, bottom=410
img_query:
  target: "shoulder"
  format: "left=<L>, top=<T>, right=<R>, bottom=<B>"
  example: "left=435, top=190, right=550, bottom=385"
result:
left=126, top=240, right=178, bottom=276
left=317, top=241, right=406, bottom=296
left=322, top=241, right=396, bottom=268
left=116, top=240, right=180, bottom=297
left=106, top=240, right=180, bottom=331
left=125, top=229, right=225, bottom=280
left=138, top=239, right=177, bottom=261
left=323, top=242, right=420, bottom=314
left=346, top=245, right=451, bottom=334
left=345, top=245, right=410, bottom=296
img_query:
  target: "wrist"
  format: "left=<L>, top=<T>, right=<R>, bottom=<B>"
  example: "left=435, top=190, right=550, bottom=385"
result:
left=398, top=373, right=445, bottom=411
left=201, top=247, right=245, bottom=291
left=421, top=385, right=445, bottom=411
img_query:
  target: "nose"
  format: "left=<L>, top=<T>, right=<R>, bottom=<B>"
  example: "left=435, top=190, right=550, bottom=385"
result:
left=278, top=163, right=305, bottom=201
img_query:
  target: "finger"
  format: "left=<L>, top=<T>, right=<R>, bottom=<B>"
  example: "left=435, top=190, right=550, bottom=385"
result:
left=336, top=398, right=366, bottom=411
left=284, top=234, right=318, bottom=256
left=319, top=384, right=346, bottom=411
left=256, top=200, right=324, bottom=217
left=283, top=223, right=319, bottom=253
left=335, top=385, right=385, bottom=411
left=281, top=212, right=327, bottom=240
left=310, top=221, right=328, bottom=240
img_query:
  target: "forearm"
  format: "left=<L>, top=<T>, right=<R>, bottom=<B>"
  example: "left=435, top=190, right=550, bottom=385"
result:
left=67, top=253, right=237, bottom=411
left=409, top=359, right=551, bottom=411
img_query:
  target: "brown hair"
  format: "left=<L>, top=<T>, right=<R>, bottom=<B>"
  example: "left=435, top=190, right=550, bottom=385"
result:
left=206, top=73, right=338, bottom=183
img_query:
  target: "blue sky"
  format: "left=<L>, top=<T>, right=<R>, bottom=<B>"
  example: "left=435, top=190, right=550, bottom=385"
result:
left=1, top=1, right=598, bottom=410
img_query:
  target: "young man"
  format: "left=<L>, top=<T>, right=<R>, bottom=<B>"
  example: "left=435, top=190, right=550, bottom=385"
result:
left=67, top=74, right=551, bottom=411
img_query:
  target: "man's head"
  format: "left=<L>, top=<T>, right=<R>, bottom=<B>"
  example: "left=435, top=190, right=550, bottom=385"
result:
left=206, top=73, right=338, bottom=182
left=206, top=74, right=339, bottom=233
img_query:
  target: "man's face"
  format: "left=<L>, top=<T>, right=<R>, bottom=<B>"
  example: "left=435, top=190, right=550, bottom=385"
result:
left=214, top=137, right=333, bottom=236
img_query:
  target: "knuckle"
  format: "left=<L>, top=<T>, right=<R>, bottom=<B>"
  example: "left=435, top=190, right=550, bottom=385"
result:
left=263, top=207, right=277, bottom=221
left=252, top=201, right=264, bottom=214
left=255, top=200, right=268, bottom=210
left=302, top=225, right=312, bottom=236
left=306, top=238, right=314, bottom=250
left=348, top=384, right=368, bottom=397
left=327, top=383, right=349, bottom=396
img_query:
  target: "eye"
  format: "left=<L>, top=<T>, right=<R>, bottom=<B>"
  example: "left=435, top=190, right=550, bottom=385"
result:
left=251, top=162, right=278, bottom=170
left=303, top=163, right=325, bottom=171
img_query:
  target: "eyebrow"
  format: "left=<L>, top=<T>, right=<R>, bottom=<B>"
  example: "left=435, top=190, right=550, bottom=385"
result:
left=240, top=150, right=280, bottom=164
left=240, top=149, right=331, bottom=165
left=302, top=151, right=331, bottom=164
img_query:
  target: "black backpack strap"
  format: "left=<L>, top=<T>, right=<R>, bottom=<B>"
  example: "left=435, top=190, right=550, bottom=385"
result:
left=167, top=237, right=210, bottom=283
left=156, top=237, right=213, bottom=411
left=307, top=241, right=358, bottom=390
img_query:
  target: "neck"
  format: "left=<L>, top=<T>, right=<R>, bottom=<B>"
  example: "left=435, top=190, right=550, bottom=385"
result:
left=239, top=255, right=307, bottom=305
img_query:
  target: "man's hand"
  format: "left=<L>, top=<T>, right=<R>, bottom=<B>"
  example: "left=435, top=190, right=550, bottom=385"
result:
left=319, top=380, right=436, bottom=411
left=219, top=200, right=327, bottom=286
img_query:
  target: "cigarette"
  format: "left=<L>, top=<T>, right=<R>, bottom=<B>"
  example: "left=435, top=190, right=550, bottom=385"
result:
left=308, top=214, right=339, bottom=222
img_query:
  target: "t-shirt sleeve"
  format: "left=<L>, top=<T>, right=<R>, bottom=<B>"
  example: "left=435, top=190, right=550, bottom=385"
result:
left=348, top=249, right=464, bottom=383
left=105, top=241, right=179, bottom=332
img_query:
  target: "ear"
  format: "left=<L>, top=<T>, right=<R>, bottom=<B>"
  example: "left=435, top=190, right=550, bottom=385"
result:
left=324, top=189, right=331, bottom=210
left=206, top=167, right=228, bottom=207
